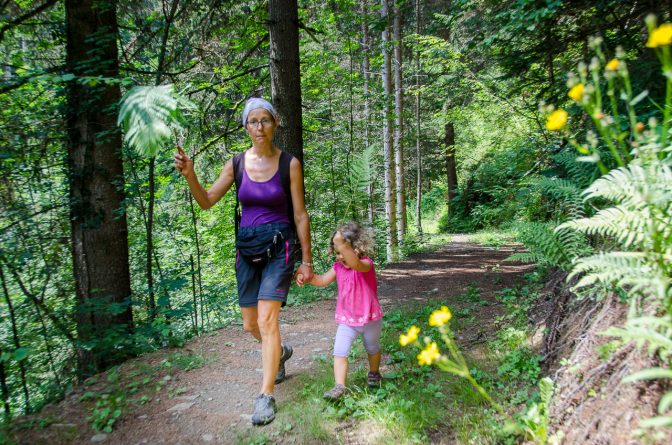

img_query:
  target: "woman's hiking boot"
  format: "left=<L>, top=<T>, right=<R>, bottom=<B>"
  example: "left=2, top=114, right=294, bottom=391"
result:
left=367, top=371, right=382, bottom=388
left=251, top=393, right=277, bottom=426
left=323, top=384, right=347, bottom=400
left=274, top=344, right=293, bottom=384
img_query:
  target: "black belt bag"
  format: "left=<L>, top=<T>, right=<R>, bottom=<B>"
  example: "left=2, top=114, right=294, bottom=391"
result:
left=236, top=227, right=289, bottom=265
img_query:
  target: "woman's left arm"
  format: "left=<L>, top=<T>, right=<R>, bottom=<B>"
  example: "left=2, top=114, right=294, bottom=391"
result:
left=290, top=157, right=314, bottom=282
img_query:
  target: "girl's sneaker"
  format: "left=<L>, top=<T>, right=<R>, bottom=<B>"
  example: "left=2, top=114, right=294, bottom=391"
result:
left=367, top=371, right=382, bottom=388
left=323, top=384, right=347, bottom=400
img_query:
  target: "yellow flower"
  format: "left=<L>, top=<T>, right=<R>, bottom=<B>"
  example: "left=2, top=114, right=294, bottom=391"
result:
left=546, top=109, right=568, bottom=131
left=399, top=325, right=420, bottom=346
left=429, top=306, right=452, bottom=327
left=417, top=342, right=441, bottom=366
left=568, top=84, right=584, bottom=102
left=647, top=23, right=672, bottom=48
left=605, top=59, right=619, bottom=71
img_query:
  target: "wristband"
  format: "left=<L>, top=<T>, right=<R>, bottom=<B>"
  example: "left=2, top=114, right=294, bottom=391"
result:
left=301, top=262, right=313, bottom=267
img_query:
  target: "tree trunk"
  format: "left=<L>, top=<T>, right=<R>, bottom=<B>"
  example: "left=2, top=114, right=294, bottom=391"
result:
left=415, top=0, right=422, bottom=236
left=146, top=0, right=180, bottom=321
left=0, top=350, right=9, bottom=419
left=65, top=0, right=133, bottom=376
left=393, top=2, right=406, bottom=243
left=445, top=122, right=458, bottom=204
left=0, top=266, right=30, bottom=414
left=360, top=0, right=374, bottom=223
left=381, top=0, right=396, bottom=261
left=268, top=0, right=304, bottom=163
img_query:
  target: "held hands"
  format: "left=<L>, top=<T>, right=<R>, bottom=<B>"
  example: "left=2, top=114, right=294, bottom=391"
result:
left=174, top=146, right=194, bottom=178
left=295, top=263, right=314, bottom=286
left=295, top=273, right=306, bottom=286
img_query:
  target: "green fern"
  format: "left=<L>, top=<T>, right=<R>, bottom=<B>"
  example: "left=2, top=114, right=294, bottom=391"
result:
left=348, top=144, right=375, bottom=194
left=117, top=84, right=195, bottom=158
left=557, top=160, right=672, bottom=301
left=506, top=222, right=590, bottom=271
left=550, top=150, right=598, bottom=188
left=343, top=145, right=376, bottom=216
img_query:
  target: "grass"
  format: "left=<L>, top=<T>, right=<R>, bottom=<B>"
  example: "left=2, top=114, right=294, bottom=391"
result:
left=233, top=283, right=545, bottom=444
left=468, top=228, right=519, bottom=248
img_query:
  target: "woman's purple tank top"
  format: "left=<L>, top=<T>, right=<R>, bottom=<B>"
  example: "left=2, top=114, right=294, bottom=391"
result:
left=238, top=168, right=290, bottom=227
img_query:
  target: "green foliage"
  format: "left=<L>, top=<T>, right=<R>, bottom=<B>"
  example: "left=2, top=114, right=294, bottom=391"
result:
left=546, top=24, right=672, bottom=433
left=87, top=393, right=125, bottom=433
left=118, top=85, right=195, bottom=158
left=507, top=222, right=591, bottom=271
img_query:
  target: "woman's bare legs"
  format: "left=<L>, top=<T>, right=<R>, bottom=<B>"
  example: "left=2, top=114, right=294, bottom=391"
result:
left=242, top=301, right=283, bottom=395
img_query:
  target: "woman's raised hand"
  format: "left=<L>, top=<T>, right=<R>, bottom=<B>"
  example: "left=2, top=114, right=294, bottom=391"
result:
left=174, top=146, right=194, bottom=178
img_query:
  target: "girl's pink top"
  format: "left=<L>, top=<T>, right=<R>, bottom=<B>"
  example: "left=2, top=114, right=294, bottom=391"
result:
left=333, top=257, right=383, bottom=326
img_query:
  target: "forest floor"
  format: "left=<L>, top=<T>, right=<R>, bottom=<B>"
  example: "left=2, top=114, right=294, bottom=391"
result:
left=8, top=234, right=535, bottom=445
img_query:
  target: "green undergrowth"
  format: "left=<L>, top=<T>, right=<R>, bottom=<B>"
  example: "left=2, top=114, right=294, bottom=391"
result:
left=235, top=276, right=547, bottom=445
left=3, top=349, right=212, bottom=442
left=468, top=228, right=519, bottom=249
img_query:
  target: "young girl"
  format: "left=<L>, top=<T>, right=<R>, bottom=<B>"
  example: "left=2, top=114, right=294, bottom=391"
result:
left=297, top=222, right=383, bottom=400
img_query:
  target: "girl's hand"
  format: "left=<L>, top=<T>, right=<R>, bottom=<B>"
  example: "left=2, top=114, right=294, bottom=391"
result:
left=174, top=146, right=194, bottom=178
left=295, top=273, right=306, bottom=286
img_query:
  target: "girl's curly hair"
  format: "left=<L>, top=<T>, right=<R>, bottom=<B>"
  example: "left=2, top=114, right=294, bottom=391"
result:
left=328, top=222, right=375, bottom=257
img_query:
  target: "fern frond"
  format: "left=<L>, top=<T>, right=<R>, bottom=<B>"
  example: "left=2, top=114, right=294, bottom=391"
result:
left=505, top=252, right=544, bottom=263
left=349, top=145, right=375, bottom=194
left=568, top=251, right=670, bottom=300
left=582, top=163, right=672, bottom=206
left=551, top=150, right=597, bottom=187
left=557, top=205, right=654, bottom=250
left=118, top=84, right=195, bottom=158
left=510, top=222, right=591, bottom=270
left=603, top=315, right=672, bottom=361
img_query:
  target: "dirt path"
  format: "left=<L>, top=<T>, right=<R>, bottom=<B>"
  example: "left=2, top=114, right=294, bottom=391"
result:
left=14, top=235, right=533, bottom=445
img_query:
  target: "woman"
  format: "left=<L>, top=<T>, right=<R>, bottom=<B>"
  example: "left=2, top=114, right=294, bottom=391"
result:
left=174, top=97, right=314, bottom=426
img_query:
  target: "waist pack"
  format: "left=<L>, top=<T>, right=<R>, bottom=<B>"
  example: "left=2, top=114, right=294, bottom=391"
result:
left=236, top=228, right=290, bottom=265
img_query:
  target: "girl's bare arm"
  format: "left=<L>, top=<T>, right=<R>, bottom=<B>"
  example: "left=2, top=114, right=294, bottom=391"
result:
left=304, top=268, right=336, bottom=287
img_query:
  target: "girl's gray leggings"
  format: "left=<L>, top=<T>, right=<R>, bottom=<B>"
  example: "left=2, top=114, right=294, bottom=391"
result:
left=333, top=319, right=382, bottom=357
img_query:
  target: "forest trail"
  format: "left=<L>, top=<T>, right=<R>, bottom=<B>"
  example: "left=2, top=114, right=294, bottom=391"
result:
left=14, top=235, right=534, bottom=445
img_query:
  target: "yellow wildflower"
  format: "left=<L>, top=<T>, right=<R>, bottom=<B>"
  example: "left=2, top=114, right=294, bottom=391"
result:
left=546, top=109, right=568, bottom=131
left=568, top=84, right=584, bottom=102
left=399, top=325, right=420, bottom=346
left=605, top=59, right=619, bottom=71
left=429, top=306, right=452, bottom=327
left=417, top=342, right=441, bottom=366
left=647, top=23, right=672, bottom=48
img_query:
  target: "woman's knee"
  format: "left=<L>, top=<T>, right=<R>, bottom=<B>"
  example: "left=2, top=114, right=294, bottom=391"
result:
left=256, top=312, right=280, bottom=336
left=243, top=318, right=258, bottom=334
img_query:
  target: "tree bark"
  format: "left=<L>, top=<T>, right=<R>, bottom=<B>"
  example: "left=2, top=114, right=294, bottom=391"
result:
left=268, top=0, right=304, bottom=163
left=65, top=0, right=133, bottom=376
left=381, top=0, right=396, bottom=261
left=415, top=0, right=422, bottom=235
left=393, top=2, right=406, bottom=242
left=146, top=0, right=180, bottom=321
left=445, top=122, right=458, bottom=204
left=0, top=266, right=30, bottom=414
left=360, top=0, right=374, bottom=223
left=0, top=350, right=9, bottom=419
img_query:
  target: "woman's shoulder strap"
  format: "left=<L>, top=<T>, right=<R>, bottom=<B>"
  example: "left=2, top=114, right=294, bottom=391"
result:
left=232, top=152, right=245, bottom=192
left=278, top=151, right=294, bottom=194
